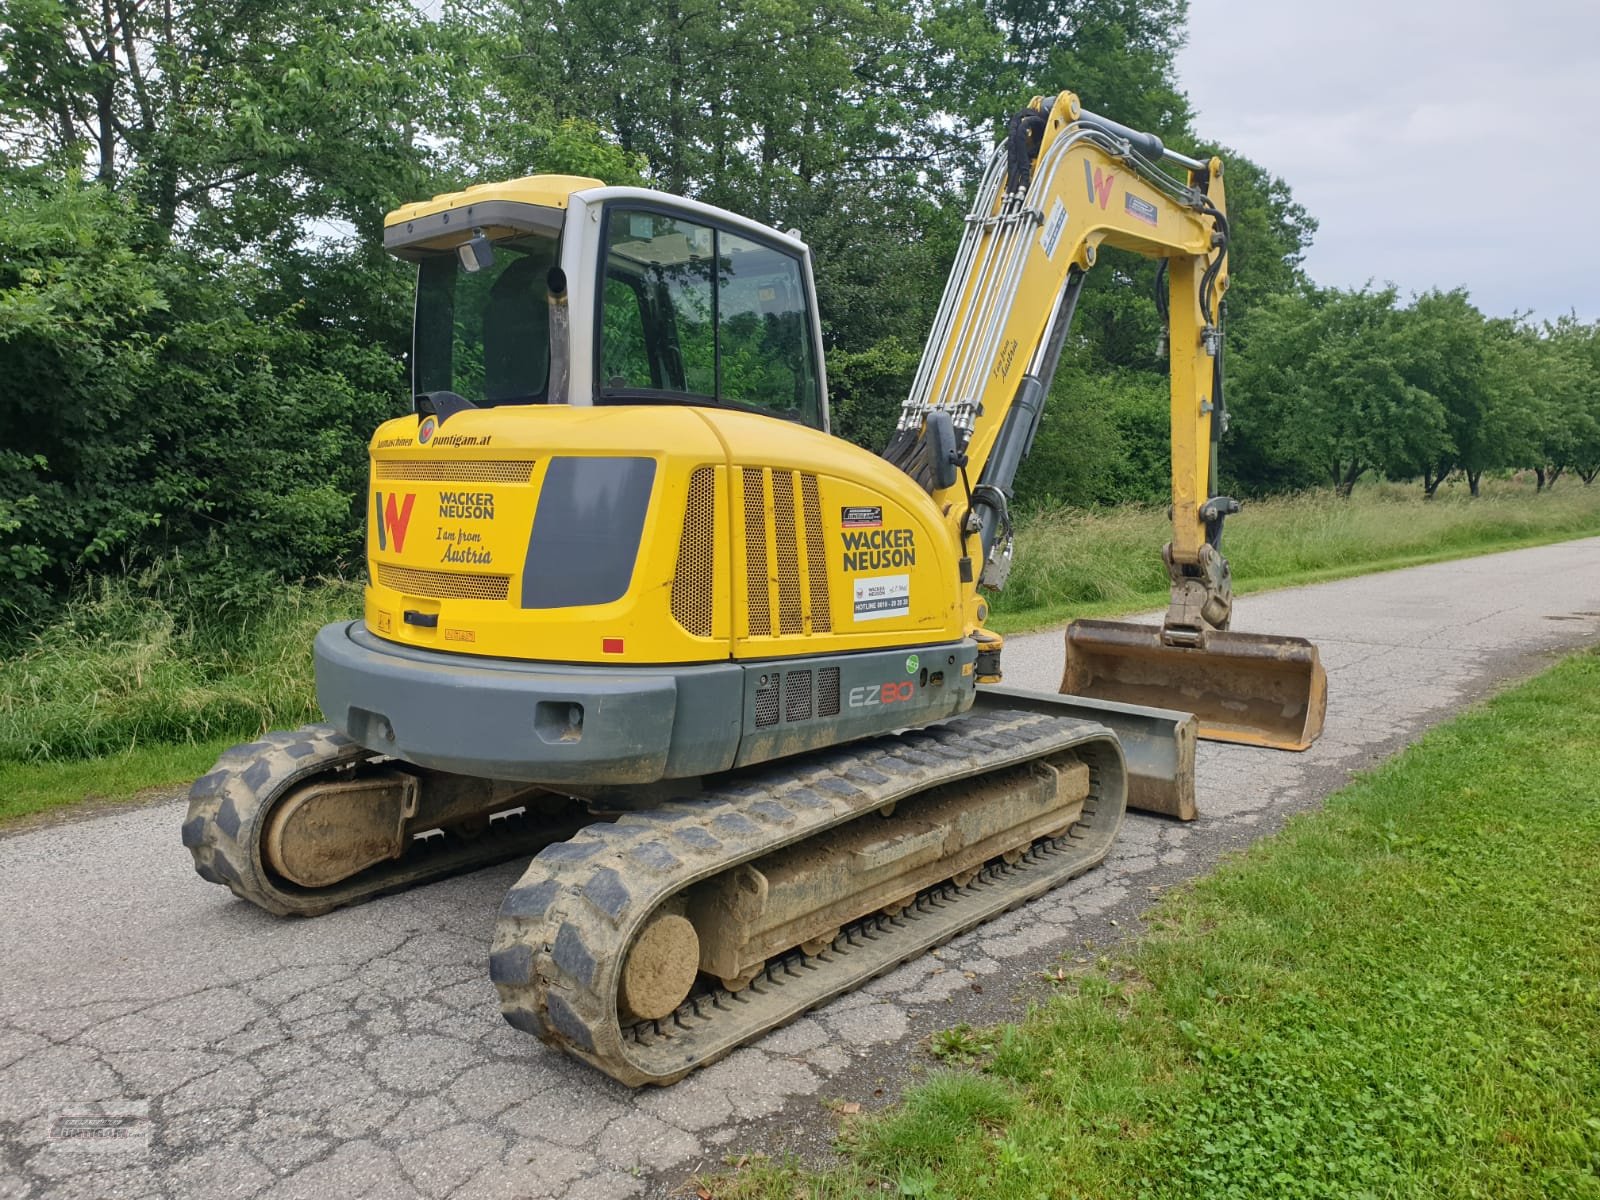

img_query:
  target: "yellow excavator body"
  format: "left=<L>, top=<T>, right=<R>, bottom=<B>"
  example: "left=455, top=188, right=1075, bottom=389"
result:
left=363, top=404, right=968, bottom=667
left=185, top=89, right=1326, bottom=1086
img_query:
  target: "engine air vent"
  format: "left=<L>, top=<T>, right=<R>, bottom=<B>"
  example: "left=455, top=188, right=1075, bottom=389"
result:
left=671, top=467, right=717, bottom=637
left=374, top=564, right=510, bottom=601
left=374, top=460, right=535, bottom=483
left=754, top=673, right=780, bottom=728
left=742, top=468, right=773, bottom=638
left=741, top=467, right=832, bottom=638
left=784, top=669, right=814, bottom=722
left=818, top=666, right=841, bottom=717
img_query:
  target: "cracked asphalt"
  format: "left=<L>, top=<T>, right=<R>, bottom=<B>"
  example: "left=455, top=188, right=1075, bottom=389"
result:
left=3, top=537, right=1598, bottom=1200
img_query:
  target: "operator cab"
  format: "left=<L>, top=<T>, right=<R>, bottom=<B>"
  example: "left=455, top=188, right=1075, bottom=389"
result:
left=385, top=176, right=829, bottom=432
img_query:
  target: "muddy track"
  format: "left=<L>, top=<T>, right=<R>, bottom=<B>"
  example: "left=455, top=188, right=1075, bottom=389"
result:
left=491, top=707, right=1125, bottom=1085
left=181, top=726, right=570, bottom=917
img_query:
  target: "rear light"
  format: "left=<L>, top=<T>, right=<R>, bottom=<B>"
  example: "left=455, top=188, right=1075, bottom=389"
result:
left=602, top=638, right=624, bottom=654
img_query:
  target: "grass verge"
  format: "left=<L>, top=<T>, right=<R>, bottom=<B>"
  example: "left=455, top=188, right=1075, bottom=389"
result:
left=0, top=739, right=234, bottom=828
left=704, top=648, right=1600, bottom=1199
left=991, top=478, right=1600, bottom=632
left=0, top=579, right=360, bottom=828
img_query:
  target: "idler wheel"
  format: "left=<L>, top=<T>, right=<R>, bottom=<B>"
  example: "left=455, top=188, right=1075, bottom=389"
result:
left=619, top=912, right=700, bottom=1022
left=261, top=771, right=417, bottom=889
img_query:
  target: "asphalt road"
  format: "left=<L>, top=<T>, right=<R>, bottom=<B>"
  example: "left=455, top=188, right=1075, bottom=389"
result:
left=3, top=538, right=1598, bottom=1200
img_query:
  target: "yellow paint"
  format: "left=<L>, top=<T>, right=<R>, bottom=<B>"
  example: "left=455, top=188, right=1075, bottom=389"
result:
left=384, top=174, right=603, bottom=227
left=921, top=93, right=1227, bottom=576
left=364, top=406, right=963, bottom=665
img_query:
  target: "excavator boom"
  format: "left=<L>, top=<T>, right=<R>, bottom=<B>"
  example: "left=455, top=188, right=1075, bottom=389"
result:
left=888, top=91, right=1327, bottom=754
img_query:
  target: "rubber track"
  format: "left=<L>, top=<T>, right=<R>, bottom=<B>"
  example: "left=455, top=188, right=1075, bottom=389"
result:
left=182, top=725, right=562, bottom=917
left=490, top=707, right=1127, bottom=1086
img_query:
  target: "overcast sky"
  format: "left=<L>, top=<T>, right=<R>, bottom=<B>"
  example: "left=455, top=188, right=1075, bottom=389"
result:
left=1175, top=0, right=1600, bottom=321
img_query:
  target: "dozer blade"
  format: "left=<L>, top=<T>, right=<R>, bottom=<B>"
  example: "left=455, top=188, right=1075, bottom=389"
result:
left=1061, top=619, right=1328, bottom=752
left=975, top=686, right=1198, bottom=820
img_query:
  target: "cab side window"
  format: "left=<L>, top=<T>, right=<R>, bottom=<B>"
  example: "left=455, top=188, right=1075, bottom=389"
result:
left=600, top=211, right=714, bottom=396
left=598, top=208, right=821, bottom=428
left=715, top=232, right=820, bottom=427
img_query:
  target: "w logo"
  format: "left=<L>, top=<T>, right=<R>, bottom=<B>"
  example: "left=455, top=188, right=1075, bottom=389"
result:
left=1085, top=161, right=1116, bottom=209
left=374, top=491, right=416, bottom=553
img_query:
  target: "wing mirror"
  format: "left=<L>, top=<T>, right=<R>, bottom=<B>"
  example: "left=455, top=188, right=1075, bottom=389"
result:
left=925, top=410, right=962, bottom=491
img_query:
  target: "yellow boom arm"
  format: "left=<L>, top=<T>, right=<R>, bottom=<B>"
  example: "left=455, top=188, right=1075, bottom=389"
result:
left=887, top=89, right=1233, bottom=642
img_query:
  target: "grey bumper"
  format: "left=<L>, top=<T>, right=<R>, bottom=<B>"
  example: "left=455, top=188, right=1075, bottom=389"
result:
left=313, top=621, right=743, bottom=783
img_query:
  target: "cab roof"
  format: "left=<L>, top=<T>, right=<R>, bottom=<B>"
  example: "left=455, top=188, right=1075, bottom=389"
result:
left=384, top=174, right=604, bottom=229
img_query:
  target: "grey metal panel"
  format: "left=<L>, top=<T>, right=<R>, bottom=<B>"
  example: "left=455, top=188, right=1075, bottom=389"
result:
left=732, top=640, right=979, bottom=769
left=316, top=621, right=1002, bottom=791
left=314, top=621, right=742, bottom=784
left=385, top=200, right=566, bottom=260
left=561, top=194, right=599, bottom=408
left=974, top=684, right=1199, bottom=820
left=521, top=456, right=656, bottom=609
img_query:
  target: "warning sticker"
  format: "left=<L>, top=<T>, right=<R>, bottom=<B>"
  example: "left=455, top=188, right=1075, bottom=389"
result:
left=853, top=574, right=910, bottom=622
left=1040, top=198, right=1069, bottom=259
left=841, top=505, right=883, bottom=529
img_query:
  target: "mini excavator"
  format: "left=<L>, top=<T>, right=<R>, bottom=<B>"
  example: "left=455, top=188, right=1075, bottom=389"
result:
left=185, top=91, right=1325, bottom=1085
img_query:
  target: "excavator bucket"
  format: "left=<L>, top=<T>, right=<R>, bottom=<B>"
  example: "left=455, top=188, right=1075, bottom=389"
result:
left=1061, top=619, right=1328, bottom=752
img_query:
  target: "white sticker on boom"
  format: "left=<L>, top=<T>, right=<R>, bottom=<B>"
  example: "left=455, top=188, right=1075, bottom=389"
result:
left=1040, top=199, right=1068, bottom=259
left=853, top=574, right=910, bottom=622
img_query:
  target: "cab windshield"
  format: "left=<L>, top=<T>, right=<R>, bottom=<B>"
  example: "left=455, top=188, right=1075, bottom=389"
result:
left=413, top=233, right=559, bottom=406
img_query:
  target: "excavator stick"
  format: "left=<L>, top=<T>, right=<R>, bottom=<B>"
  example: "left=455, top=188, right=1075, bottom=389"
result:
left=1061, top=619, right=1328, bottom=753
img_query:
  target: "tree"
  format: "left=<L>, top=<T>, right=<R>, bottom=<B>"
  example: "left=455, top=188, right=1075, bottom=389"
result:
left=0, top=0, right=441, bottom=252
left=0, top=176, right=403, bottom=621
left=1476, top=317, right=1548, bottom=495
left=1561, top=321, right=1600, bottom=484
left=1540, top=316, right=1600, bottom=488
left=1392, top=289, right=1488, bottom=496
left=1230, top=287, right=1447, bottom=497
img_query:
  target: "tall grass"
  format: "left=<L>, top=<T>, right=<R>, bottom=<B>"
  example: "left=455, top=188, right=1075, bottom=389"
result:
left=996, top=477, right=1600, bottom=624
left=0, top=578, right=360, bottom=763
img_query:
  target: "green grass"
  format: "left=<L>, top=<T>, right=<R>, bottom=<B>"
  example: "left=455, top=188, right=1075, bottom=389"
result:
left=991, top=477, right=1600, bottom=632
left=0, top=579, right=361, bottom=825
left=0, top=738, right=234, bottom=827
left=0, top=577, right=360, bottom=762
left=703, top=649, right=1600, bottom=1200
